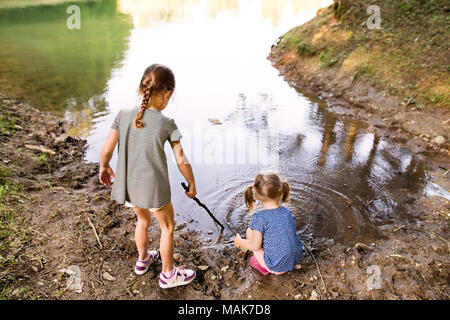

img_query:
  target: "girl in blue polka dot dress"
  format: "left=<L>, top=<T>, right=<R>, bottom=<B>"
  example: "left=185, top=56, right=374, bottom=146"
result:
left=233, top=172, right=303, bottom=275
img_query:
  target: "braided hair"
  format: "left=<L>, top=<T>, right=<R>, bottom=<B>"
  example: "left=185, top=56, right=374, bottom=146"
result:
left=134, top=64, right=176, bottom=129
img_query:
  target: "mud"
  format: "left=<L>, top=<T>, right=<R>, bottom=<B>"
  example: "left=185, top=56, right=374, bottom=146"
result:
left=0, top=93, right=449, bottom=300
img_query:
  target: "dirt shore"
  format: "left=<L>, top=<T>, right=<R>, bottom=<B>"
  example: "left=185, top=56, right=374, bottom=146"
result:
left=0, top=93, right=448, bottom=300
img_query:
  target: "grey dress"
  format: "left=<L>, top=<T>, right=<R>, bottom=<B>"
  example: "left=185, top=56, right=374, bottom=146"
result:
left=110, top=107, right=182, bottom=209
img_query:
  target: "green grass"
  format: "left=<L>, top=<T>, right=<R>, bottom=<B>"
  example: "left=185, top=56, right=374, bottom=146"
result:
left=35, top=153, right=48, bottom=163
left=0, top=166, right=12, bottom=186
left=274, top=0, right=450, bottom=111
left=319, top=49, right=339, bottom=68
left=0, top=163, right=26, bottom=300
left=0, top=115, right=15, bottom=136
left=297, top=42, right=317, bottom=57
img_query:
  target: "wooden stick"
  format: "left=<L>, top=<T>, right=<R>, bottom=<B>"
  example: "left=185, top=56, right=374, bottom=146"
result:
left=303, top=244, right=327, bottom=294
left=87, top=217, right=103, bottom=250
left=181, top=182, right=225, bottom=230
left=24, top=144, right=56, bottom=155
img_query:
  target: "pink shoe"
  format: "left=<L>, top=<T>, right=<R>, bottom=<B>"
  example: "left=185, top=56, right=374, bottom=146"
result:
left=250, top=256, right=270, bottom=276
left=135, top=250, right=159, bottom=275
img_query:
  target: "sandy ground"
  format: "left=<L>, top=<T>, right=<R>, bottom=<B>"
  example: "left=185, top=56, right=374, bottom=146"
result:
left=0, top=93, right=448, bottom=300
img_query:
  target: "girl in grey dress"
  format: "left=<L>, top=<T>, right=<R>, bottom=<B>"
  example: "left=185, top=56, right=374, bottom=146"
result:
left=99, top=64, right=197, bottom=289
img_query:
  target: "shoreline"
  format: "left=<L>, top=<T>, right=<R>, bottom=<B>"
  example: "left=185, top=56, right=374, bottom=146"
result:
left=268, top=2, right=449, bottom=162
left=0, top=92, right=449, bottom=300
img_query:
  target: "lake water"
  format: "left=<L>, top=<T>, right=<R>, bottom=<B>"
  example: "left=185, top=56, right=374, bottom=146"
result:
left=0, top=0, right=429, bottom=244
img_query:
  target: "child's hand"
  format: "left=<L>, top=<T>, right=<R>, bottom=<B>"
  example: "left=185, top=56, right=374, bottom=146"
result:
left=233, top=233, right=242, bottom=248
left=185, top=183, right=197, bottom=199
left=99, top=165, right=115, bottom=186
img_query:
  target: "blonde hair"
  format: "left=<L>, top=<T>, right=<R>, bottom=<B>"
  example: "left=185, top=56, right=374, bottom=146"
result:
left=244, top=172, right=290, bottom=212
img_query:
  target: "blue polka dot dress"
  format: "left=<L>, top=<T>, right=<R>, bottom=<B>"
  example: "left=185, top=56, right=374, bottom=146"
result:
left=250, top=206, right=303, bottom=272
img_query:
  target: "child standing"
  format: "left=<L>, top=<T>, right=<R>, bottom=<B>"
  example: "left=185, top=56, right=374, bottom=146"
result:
left=99, top=64, right=196, bottom=289
left=234, top=172, right=303, bottom=275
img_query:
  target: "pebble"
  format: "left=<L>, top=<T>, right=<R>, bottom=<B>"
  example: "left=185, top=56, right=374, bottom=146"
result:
left=102, top=272, right=116, bottom=281
left=294, top=293, right=302, bottom=300
left=208, top=118, right=222, bottom=125
left=174, top=253, right=185, bottom=262
left=198, top=265, right=209, bottom=271
left=310, top=290, right=319, bottom=300
left=354, top=242, right=373, bottom=253
left=432, top=136, right=445, bottom=145
left=12, top=288, right=22, bottom=296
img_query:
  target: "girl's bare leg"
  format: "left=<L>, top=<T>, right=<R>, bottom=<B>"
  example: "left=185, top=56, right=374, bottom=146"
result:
left=151, top=202, right=175, bottom=274
left=132, top=207, right=152, bottom=260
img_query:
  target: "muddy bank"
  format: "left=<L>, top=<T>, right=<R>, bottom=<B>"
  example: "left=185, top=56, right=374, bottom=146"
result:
left=0, top=93, right=448, bottom=300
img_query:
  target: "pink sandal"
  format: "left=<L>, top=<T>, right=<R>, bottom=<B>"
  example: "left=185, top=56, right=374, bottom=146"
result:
left=250, top=256, right=270, bottom=276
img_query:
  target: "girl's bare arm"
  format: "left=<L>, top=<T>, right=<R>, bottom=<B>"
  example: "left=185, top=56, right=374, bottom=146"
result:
left=234, top=228, right=263, bottom=251
left=170, top=140, right=196, bottom=198
left=99, top=129, right=118, bottom=186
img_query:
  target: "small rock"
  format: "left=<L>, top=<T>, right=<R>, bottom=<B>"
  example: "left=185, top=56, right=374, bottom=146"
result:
left=55, top=133, right=69, bottom=143
left=207, top=230, right=213, bottom=235
left=432, top=136, right=445, bottom=145
left=294, top=293, right=302, bottom=300
left=354, top=242, right=373, bottom=253
left=198, top=265, right=209, bottom=271
left=173, top=253, right=184, bottom=262
left=220, top=266, right=229, bottom=273
left=208, top=118, right=222, bottom=125
left=295, top=264, right=302, bottom=270
left=12, top=288, right=22, bottom=296
left=102, top=272, right=116, bottom=281
left=175, top=223, right=187, bottom=231
left=310, top=290, right=319, bottom=300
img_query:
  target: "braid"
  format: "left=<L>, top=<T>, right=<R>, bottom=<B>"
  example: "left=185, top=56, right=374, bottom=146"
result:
left=134, top=78, right=153, bottom=129
left=134, top=64, right=175, bottom=130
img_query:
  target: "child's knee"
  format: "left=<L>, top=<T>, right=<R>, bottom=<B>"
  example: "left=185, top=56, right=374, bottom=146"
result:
left=160, top=220, right=175, bottom=233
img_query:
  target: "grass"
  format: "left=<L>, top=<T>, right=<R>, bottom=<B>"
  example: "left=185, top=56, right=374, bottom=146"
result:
left=274, top=0, right=450, bottom=111
left=0, top=115, right=15, bottom=136
left=319, top=49, right=339, bottom=68
left=0, top=167, right=22, bottom=258
left=0, top=141, right=27, bottom=299
left=35, top=152, right=48, bottom=163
